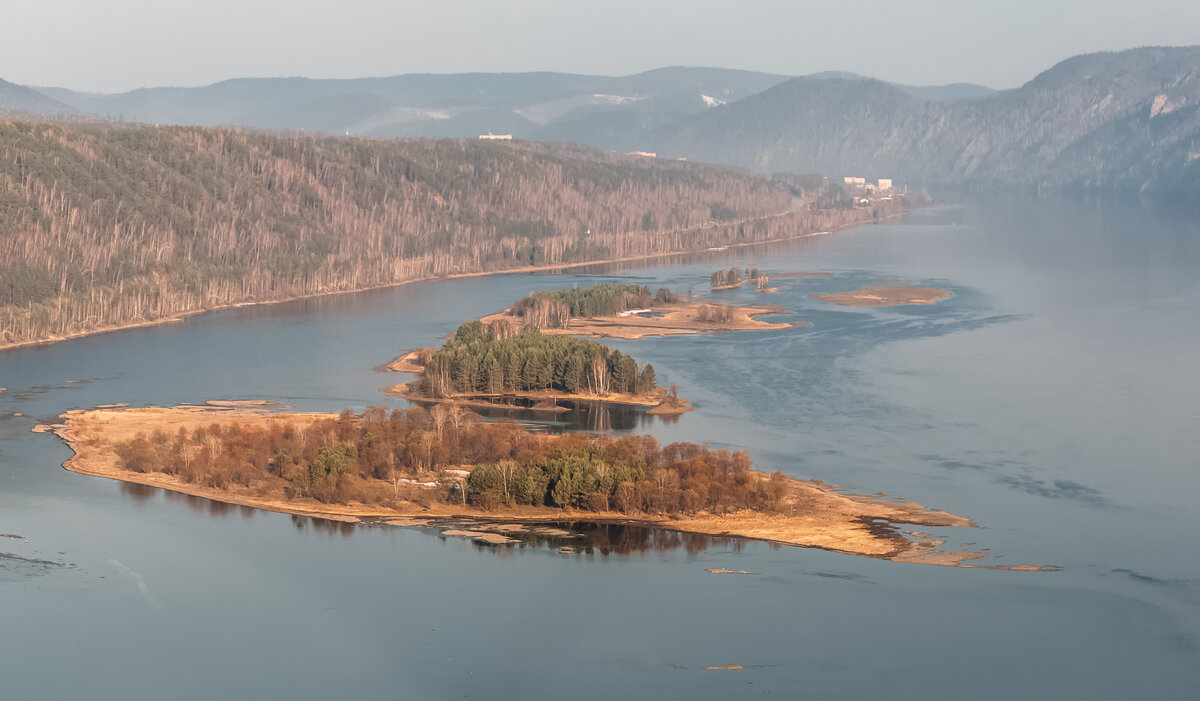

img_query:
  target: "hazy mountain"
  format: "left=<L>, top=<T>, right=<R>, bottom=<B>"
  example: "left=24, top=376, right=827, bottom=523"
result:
left=27, top=48, right=1198, bottom=196
left=32, top=65, right=996, bottom=152
left=653, top=46, right=1200, bottom=196
left=38, top=68, right=790, bottom=139
left=901, top=82, right=997, bottom=102
left=804, top=71, right=996, bottom=102
left=0, top=77, right=78, bottom=116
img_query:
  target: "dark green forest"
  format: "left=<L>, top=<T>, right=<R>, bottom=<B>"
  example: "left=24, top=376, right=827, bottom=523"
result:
left=415, top=319, right=656, bottom=398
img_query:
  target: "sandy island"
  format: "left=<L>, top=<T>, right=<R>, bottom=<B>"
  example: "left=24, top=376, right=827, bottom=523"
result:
left=42, top=405, right=1050, bottom=569
left=479, top=300, right=801, bottom=341
left=813, top=286, right=951, bottom=307
left=381, top=350, right=427, bottom=374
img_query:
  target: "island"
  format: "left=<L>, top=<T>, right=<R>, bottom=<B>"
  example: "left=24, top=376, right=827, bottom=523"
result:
left=813, top=285, right=951, bottom=307
left=384, top=315, right=693, bottom=415
left=479, top=282, right=798, bottom=339
left=382, top=283, right=806, bottom=413
left=39, top=280, right=1050, bottom=570
left=42, top=404, right=1046, bottom=568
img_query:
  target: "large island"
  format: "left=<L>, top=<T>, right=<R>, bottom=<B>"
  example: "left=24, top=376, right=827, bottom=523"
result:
left=44, top=403, right=1046, bottom=569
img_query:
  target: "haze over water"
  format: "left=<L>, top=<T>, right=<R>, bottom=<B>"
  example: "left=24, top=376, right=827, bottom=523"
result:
left=1, top=197, right=1197, bottom=699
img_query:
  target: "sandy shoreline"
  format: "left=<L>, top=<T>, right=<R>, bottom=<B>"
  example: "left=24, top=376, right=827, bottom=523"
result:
left=380, top=350, right=428, bottom=374
left=42, top=406, right=1052, bottom=569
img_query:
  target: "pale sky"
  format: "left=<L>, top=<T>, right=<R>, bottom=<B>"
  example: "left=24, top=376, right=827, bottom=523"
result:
left=3, top=0, right=1199, bottom=93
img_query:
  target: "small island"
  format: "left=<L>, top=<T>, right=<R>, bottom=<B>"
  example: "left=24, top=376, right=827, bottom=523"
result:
left=384, top=315, right=693, bottom=415
left=473, top=282, right=797, bottom=340
left=43, top=404, right=1044, bottom=568
left=813, top=285, right=951, bottom=307
left=383, top=283, right=802, bottom=413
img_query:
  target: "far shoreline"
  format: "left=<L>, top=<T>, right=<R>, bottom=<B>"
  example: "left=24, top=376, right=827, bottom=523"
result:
left=0, top=208, right=911, bottom=354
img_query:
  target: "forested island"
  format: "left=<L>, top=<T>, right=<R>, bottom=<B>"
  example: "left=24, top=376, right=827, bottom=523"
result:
left=46, top=404, right=1030, bottom=567
left=386, top=282, right=803, bottom=410
left=0, top=120, right=907, bottom=349
left=412, top=320, right=660, bottom=400
left=710, top=266, right=759, bottom=290
left=470, top=282, right=796, bottom=345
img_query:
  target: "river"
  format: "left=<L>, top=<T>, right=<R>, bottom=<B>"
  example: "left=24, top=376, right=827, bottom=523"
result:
left=1, top=197, right=1197, bottom=699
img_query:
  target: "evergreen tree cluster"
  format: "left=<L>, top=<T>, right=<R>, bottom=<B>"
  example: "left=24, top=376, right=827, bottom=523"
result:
left=465, top=440, right=789, bottom=515
left=416, top=319, right=657, bottom=397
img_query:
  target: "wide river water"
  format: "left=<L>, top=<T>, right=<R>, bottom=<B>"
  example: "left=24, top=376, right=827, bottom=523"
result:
left=2, top=198, right=1198, bottom=699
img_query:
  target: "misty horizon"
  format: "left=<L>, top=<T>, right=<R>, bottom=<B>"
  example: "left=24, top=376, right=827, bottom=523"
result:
left=6, top=0, right=1200, bottom=93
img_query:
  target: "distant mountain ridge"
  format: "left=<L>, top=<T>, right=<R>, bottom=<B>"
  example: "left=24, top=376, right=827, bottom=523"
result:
left=33, top=67, right=792, bottom=147
left=652, top=46, right=1200, bottom=196
left=25, top=66, right=991, bottom=152
left=7, top=46, right=1200, bottom=195
left=0, top=77, right=79, bottom=116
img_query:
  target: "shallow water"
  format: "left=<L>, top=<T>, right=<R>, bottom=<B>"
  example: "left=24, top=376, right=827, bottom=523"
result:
left=1, top=197, right=1197, bottom=699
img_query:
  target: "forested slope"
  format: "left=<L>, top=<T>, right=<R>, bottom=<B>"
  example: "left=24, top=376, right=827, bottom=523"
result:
left=653, top=46, right=1200, bottom=196
left=0, top=121, right=875, bottom=348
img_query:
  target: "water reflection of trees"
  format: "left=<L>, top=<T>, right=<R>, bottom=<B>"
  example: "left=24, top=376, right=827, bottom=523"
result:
left=291, top=515, right=356, bottom=538
left=119, top=482, right=157, bottom=501
left=120, top=485, right=356, bottom=536
left=465, top=522, right=771, bottom=557
left=462, top=399, right=658, bottom=434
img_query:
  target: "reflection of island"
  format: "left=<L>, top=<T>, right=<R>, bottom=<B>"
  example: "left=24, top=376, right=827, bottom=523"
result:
left=813, top=286, right=951, bottom=307
left=45, top=405, right=1047, bottom=569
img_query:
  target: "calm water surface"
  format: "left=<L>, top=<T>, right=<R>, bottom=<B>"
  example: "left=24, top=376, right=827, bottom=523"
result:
left=1, top=198, right=1197, bottom=699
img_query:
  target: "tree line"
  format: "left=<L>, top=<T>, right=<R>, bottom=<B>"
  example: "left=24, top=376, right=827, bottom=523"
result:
left=414, top=319, right=657, bottom=398
left=512, top=283, right=679, bottom=329
left=110, top=407, right=789, bottom=516
left=710, top=266, right=758, bottom=289
left=0, top=119, right=904, bottom=347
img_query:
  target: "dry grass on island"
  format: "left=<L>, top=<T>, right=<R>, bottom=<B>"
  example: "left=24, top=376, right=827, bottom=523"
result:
left=813, top=286, right=951, bottom=307
left=42, top=404, right=1048, bottom=569
left=532, top=301, right=797, bottom=340
left=475, top=281, right=797, bottom=340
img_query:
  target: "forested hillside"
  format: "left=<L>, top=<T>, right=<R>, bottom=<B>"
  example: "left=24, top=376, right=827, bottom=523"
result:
left=0, top=121, right=878, bottom=348
left=653, top=46, right=1200, bottom=196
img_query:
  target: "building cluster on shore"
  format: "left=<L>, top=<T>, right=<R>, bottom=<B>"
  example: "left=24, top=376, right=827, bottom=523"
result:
left=843, top=176, right=894, bottom=192
left=842, top=176, right=902, bottom=205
